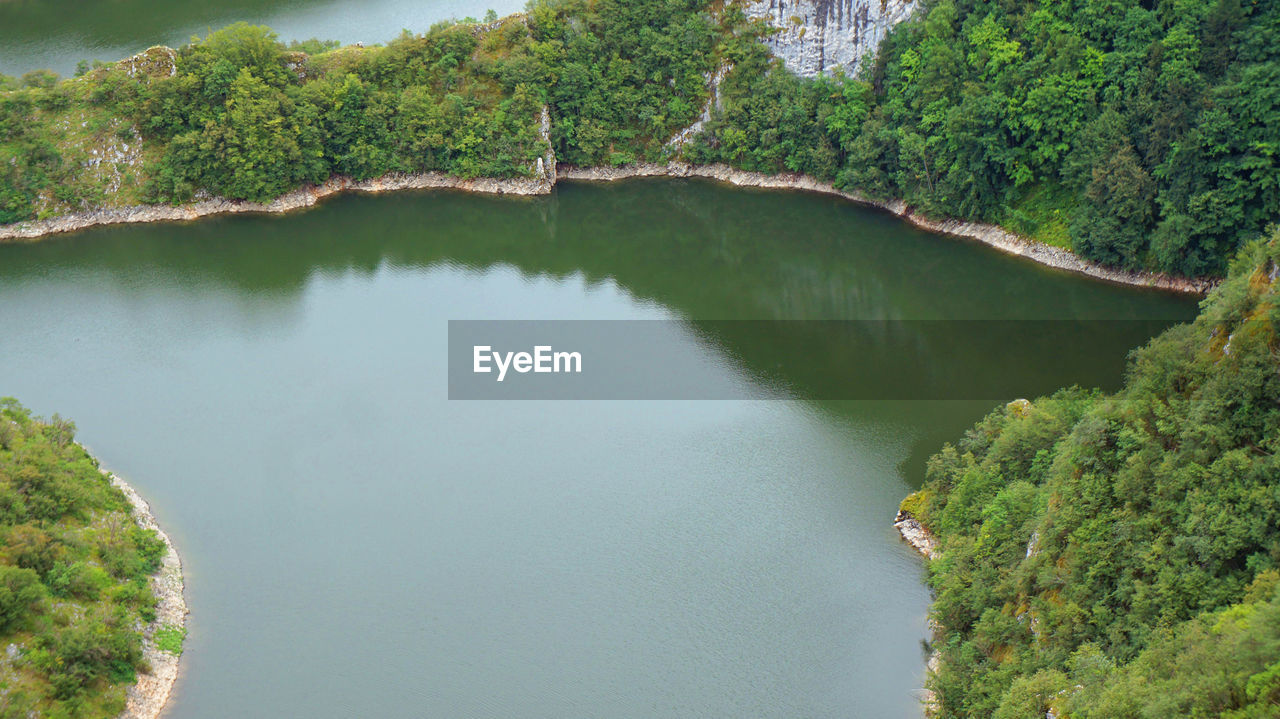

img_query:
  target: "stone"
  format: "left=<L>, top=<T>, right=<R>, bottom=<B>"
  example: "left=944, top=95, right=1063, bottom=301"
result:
left=894, top=509, right=940, bottom=559
left=746, top=0, right=920, bottom=77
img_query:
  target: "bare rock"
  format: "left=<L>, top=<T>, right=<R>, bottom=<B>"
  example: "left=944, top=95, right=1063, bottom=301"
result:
left=894, top=509, right=940, bottom=559
left=746, top=0, right=919, bottom=77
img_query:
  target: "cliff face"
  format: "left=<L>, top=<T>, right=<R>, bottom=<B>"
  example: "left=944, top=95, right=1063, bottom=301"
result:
left=746, top=0, right=918, bottom=77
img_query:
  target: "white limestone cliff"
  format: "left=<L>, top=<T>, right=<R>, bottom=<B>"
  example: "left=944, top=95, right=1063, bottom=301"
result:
left=746, top=0, right=919, bottom=77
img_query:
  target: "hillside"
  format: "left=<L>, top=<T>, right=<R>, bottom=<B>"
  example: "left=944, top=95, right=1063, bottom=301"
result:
left=902, top=231, right=1280, bottom=717
left=0, top=401, right=170, bottom=718
left=2, top=0, right=1277, bottom=279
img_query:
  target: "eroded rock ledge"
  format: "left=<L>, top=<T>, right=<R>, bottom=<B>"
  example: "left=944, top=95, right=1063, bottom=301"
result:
left=102, top=466, right=188, bottom=719
left=746, top=0, right=920, bottom=77
left=893, top=509, right=940, bottom=560
left=1, top=162, right=1212, bottom=295
left=892, top=507, right=942, bottom=714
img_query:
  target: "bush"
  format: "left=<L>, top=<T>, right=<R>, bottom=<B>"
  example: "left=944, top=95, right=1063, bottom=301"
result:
left=0, top=566, right=46, bottom=632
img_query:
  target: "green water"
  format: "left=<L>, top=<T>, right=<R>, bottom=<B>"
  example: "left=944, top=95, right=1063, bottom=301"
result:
left=0, top=0, right=527, bottom=77
left=0, top=180, right=1196, bottom=717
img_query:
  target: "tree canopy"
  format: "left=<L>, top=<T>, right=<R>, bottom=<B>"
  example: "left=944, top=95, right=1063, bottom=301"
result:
left=2, top=0, right=1277, bottom=278
left=903, top=230, right=1280, bottom=717
left=0, top=401, right=165, bottom=718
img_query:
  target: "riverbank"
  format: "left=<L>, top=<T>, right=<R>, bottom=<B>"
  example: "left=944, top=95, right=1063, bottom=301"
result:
left=893, top=509, right=940, bottom=560
left=558, top=163, right=1215, bottom=294
left=101, top=465, right=188, bottom=719
left=894, top=508, right=942, bottom=716
left=0, top=172, right=552, bottom=241
left=0, top=161, right=1212, bottom=294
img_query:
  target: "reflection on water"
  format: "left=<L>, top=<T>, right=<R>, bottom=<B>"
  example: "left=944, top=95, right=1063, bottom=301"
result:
left=0, top=180, right=1196, bottom=718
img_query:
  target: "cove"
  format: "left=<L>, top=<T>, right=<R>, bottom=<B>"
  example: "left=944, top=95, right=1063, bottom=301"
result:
left=0, top=179, right=1196, bottom=718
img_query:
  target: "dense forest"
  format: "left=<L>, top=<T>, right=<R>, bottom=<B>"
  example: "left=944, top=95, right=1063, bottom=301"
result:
left=693, top=0, right=1280, bottom=278
left=900, top=231, right=1280, bottom=717
left=2, top=0, right=1276, bottom=278
left=0, top=401, right=165, bottom=718
left=1, top=1, right=1279, bottom=717
left=0, top=0, right=734, bottom=215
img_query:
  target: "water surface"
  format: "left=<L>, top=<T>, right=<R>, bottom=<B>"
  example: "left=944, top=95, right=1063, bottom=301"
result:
left=0, top=0, right=525, bottom=77
left=0, top=180, right=1196, bottom=717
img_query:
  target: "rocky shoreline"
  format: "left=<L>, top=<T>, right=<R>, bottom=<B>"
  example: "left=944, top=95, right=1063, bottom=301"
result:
left=894, top=509, right=942, bottom=715
left=557, top=163, right=1214, bottom=294
left=102, top=466, right=188, bottom=719
left=0, top=172, right=552, bottom=242
left=893, top=509, right=940, bottom=560
left=1, top=161, right=1211, bottom=295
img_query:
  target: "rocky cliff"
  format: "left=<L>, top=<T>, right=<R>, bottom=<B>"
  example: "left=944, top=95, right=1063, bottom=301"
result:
left=746, top=0, right=918, bottom=77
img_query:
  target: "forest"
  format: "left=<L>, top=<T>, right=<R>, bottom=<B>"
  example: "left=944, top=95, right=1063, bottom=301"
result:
left=900, top=231, right=1280, bottom=717
left=2, top=0, right=1276, bottom=277
left=0, top=401, right=166, bottom=718
left=0, top=1, right=1278, bottom=717
left=694, top=0, right=1280, bottom=278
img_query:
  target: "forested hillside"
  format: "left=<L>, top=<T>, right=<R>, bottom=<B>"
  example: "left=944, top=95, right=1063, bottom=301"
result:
left=3, top=0, right=1277, bottom=278
left=693, top=0, right=1280, bottom=277
left=0, top=401, right=165, bottom=717
left=0, top=0, right=739, bottom=215
left=900, top=232, right=1280, bottom=717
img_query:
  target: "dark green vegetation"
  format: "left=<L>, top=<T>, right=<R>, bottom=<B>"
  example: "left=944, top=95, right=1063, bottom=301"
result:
left=693, top=0, right=1280, bottom=277
left=0, top=401, right=164, bottom=718
left=2, top=0, right=1276, bottom=277
left=0, top=0, right=738, bottom=218
left=903, top=232, right=1280, bottom=717
left=0, top=175, right=1196, bottom=718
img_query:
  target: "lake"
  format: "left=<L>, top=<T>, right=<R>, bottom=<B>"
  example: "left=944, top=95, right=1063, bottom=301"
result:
left=0, top=0, right=528, bottom=77
left=0, top=179, right=1196, bottom=717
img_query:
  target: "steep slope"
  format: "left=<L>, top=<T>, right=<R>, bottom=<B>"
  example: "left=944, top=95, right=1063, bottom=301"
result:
left=902, top=231, right=1280, bottom=717
left=746, top=0, right=919, bottom=76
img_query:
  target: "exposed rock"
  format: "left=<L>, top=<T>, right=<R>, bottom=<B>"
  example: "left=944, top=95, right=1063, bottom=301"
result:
left=555, top=163, right=1214, bottom=294
left=0, top=172, right=552, bottom=242
left=1007, top=398, right=1033, bottom=418
left=2, top=160, right=1214, bottom=294
left=894, top=509, right=940, bottom=559
left=117, top=46, right=177, bottom=80
left=922, top=648, right=942, bottom=716
left=100, top=465, right=187, bottom=719
left=538, top=105, right=557, bottom=183
left=666, top=63, right=731, bottom=150
left=746, top=0, right=919, bottom=77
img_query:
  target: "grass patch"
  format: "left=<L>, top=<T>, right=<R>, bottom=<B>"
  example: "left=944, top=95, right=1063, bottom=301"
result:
left=1002, top=182, right=1076, bottom=249
left=155, top=625, right=186, bottom=655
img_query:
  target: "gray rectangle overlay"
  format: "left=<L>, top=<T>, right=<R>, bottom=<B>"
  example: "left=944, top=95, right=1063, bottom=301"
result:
left=448, top=319, right=1178, bottom=400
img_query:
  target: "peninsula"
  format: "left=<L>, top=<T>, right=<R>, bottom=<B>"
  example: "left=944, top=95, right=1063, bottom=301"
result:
left=0, top=401, right=186, bottom=718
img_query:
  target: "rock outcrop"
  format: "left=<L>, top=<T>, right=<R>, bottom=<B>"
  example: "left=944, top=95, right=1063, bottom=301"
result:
left=893, top=509, right=940, bottom=560
left=746, top=0, right=919, bottom=77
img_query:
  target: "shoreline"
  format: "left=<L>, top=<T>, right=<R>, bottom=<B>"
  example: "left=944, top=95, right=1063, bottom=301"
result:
left=893, top=509, right=940, bottom=560
left=101, top=464, right=188, bottom=719
left=893, top=509, right=942, bottom=716
left=0, top=162, right=1212, bottom=295
left=558, top=163, right=1214, bottom=294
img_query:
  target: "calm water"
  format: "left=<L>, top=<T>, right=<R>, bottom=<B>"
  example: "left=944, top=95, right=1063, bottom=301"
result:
left=0, top=180, right=1196, bottom=718
left=0, top=0, right=527, bottom=77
